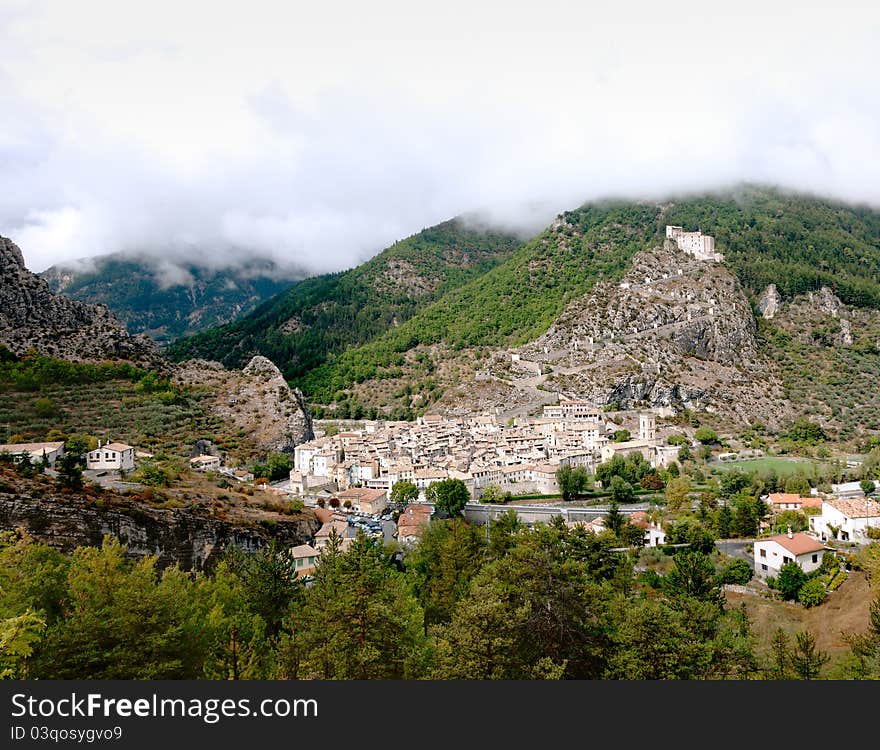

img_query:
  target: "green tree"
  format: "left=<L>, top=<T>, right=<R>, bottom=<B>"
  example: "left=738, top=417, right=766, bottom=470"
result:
left=609, top=475, right=634, bottom=505
left=284, top=533, right=427, bottom=679
left=433, top=523, right=612, bottom=679
left=406, top=519, right=486, bottom=629
left=0, top=610, right=46, bottom=679
left=479, top=484, right=511, bottom=504
left=613, top=429, right=631, bottom=443
left=798, top=578, right=827, bottom=608
left=390, top=480, right=419, bottom=509
left=557, top=464, right=592, bottom=501
left=861, top=479, right=877, bottom=497
left=694, top=427, right=718, bottom=445
left=426, top=478, right=470, bottom=518
left=55, top=453, right=83, bottom=489
left=665, top=475, right=691, bottom=512
left=33, top=536, right=207, bottom=679
left=717, top=558, right=753, bottom=585
left=661, top=551, right=722, bottom=604
left=789, top=630, right=829, bottom=679
left=776, top=561, right=807, bottom=601
left=768, top=627, right=793, bottom=679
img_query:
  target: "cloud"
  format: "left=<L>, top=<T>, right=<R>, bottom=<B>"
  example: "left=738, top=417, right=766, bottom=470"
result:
left=0, top=0, right=878, bottom=274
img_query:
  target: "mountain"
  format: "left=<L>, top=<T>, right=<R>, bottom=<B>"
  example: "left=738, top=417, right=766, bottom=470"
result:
left=0, top=236, right=163, bottom=367
left=167, top=219, right=526, bottom=378
left=260, top=185, right=879, bottom=431
left=40, top=254, right=302, bottom=346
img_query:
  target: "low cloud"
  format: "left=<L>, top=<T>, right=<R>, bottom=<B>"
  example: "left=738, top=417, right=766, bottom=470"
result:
left=0, top=1, right=878, bottom=275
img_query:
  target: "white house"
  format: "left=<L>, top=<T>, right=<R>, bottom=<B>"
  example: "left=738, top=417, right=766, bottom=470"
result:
left=0, top=441, right=65, bottom=467
left=753, top=530, right=828, bottom=579
left=810, top=497, right=880, bottom=544
left=190, top=454, right=221, bottom=471
left=86, top=440, right=135, bottom=472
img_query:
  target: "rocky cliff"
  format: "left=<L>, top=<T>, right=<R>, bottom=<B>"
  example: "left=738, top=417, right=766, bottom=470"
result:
left=0, top=468, right=320, bottom=571
left=439, top=239, right=794, bottom=428
left=0, top=236, right=163, bottom=367
left=173, top=355, right=314, bottom=454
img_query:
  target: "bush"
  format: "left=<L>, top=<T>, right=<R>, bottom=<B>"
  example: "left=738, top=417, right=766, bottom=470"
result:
left=718, top=558, right=753, bottom=585
left=798, top=578, right=827, bottom=608
left=776, top=561, right=807, bottom=601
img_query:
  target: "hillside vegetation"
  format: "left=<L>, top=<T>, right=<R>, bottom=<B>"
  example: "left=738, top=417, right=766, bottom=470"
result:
left=41, top=256, right=299, bottom=346
left=0, top=347, right=256, bottom=462
left=168, top=186, right=880, bottom=422
left=167, top=220, right=523, bottom=377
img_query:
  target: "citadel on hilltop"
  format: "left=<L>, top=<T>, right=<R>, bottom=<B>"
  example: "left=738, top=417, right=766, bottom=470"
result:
left=665, top=225, right=723, bottom=262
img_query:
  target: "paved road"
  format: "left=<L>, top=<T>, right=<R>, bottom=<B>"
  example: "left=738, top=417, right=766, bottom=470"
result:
left=715, top=538, right=755, bottom=562
left=382, top=519, right=397, bottom=544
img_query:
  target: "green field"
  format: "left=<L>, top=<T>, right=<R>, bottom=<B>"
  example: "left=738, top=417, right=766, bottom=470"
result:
left=711, top=456, right=834, bottom=477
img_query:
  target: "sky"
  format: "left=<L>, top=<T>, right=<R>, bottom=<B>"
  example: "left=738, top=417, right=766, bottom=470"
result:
left=1, top=0, right=879, bottom=274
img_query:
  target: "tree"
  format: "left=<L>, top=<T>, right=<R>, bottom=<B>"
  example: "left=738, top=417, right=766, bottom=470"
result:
left=33, top=536, right=207, bottom=679
left=556, top=464, right=592, bottom=501
left=677, top=445, right=692, bottom=462
left=661, top=551, right=722, bottom=604
left=480, top=484, right=511, bottom=504
left=861, top=479, right=877, bottom=497
left=406, top=519, right=486, bottom=628
left=609, top=476, right=634, bottom=505
left=613, top=429, right=631, bottom=443
left=605, top=498, right=624, bottom=539
left=283, top=534, right=427, bottom=679
left=640, top=472, right=665, bottom=491
left=776, top=561, right=807, bottom=601
left=390, top=480, right=419, bottom=509
left=717, top=558, right=753, bottom=585
left=785, top=475, right=811, bottom=495
left=665, top=475, right=691, bottom=511
left=768, top=627, right=793, bottom=679
left=789, top=630, right=829, bottom=679
left=426, top=479, right=470, bottom=518
left=694, top=427, right=718, bottom=445
left=55, top=453, right=83, bottom=489
left=798, top=578, right=827, bottom=608
left=0, top=610, right=46, bottom=679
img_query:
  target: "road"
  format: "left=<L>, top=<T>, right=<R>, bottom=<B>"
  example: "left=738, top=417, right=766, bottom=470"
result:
left=715, top=538, right=755, bottom=562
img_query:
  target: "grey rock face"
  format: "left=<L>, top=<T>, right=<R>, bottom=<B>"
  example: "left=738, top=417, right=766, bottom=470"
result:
left=0, top=235, right=164, bottom=367
left=757, top=284, right=782, bottom=319
left=0, top=489, right=320, bottom=572
left=174, top=356, right=314, bottom=455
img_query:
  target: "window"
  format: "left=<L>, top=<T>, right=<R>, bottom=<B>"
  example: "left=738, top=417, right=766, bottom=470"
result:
left=761, top=564, right=768, bottom=571
left=783, top=556, right=792, bottom=564
left=812, top=554, right=818, bottom=563
left=759, top=549, right=766, bottom=558
left=296, top=559, right=303, bottom=568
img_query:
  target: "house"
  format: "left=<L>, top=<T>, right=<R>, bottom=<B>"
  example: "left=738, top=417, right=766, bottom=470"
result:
left=314, top=520, right=353, bottom=551
left=190, top=454, right=221, bottom=471
left=630, top=511, right=667, bottom=547
left=766, top=493, right=823, bottom=514
left=86, top=440, right=135, bottom=472
left=397, top=504, right=433, bottom=545
left=828, top=480, right=880, bottom=499
left=810, top=497, right=880, bottom=544
left=753, top=530, right=828, bottom=579
left=289, top=544, right=319, bottom=578
left=0, top=441, right=65, bottom=467
left=336, top=487, right=388, bottom=515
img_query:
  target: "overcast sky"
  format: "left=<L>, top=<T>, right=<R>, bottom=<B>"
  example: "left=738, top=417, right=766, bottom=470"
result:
left=1, top=0, right=879, bottom=274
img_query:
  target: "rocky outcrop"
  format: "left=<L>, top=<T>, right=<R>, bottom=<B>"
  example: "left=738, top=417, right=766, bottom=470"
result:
left=467, top=240, right=793, bottom=428
left=0, top=475, right=320, bottom=572
left=757, top=284, right=782, bottom=319
left=173, top=356, right=314, bottom=455
left=0, top=236, right=163, bottom=367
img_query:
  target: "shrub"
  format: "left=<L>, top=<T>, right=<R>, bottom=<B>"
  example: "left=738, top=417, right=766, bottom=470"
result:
left=718, top=558, right=753, bottom=585
left=798, top=578, right=827, bottom=608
